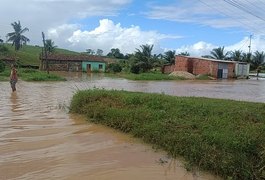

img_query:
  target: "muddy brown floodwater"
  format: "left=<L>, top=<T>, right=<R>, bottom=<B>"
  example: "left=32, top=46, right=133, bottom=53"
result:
left=1, top=73, right=264, bottom=180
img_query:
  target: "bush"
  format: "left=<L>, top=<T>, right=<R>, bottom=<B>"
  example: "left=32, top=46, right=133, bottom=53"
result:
left=0, top=45, right=9, bottom=55
left=0, top=60, right=5, bottom=72
left=108, top=63, right=122, bottom=73
left=130, top=64, right=140, bottom=74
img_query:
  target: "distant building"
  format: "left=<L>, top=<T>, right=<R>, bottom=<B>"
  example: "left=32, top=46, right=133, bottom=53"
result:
left=162, top=55, right=250, bottom=79
left=40, top=54, right=106, bottom=72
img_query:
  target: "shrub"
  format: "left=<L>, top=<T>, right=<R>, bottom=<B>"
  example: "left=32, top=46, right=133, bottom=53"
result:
left=0, top=45, right=9, bottom=55
left=111, top=63, right=122, bottom=73
left=130, top=64, right=140, bottom=74
left=0, top=60, right=5, bottom=72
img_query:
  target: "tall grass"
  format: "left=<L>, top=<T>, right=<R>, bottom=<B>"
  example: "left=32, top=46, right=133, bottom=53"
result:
left=70, top=89, right=265, bottom=180
left=0, top=67, right=65, bottom=81
left=19, top=68, right=66, bottom=81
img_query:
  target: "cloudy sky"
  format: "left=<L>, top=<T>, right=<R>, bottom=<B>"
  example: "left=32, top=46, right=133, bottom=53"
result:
left=1, top=0, right=265, bottom=56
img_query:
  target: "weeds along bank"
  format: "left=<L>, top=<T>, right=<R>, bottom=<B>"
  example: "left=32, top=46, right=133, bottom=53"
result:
left=0, top=68, right=65, bottom=81
left=70, top=89, right=265, bottom=180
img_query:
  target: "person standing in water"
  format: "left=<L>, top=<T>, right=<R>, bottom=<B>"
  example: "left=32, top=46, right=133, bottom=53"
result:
left=10, top=65, right=18, bottom=92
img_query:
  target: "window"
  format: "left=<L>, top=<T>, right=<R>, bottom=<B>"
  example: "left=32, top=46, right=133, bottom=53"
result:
left=99, top=64, right=103, bottom=70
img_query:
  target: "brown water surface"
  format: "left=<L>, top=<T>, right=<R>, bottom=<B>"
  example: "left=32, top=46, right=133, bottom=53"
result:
left=1, top=73, right=264, bottom=180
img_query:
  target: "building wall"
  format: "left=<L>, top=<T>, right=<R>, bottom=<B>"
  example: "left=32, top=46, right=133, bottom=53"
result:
left=192, top=59, right=215, bottom=75
left=82, top=61, right=106, bottom=72
left=174, top=56, right=189, bottom=71
left=226, top=63, right=236, bottom=78
left=46, top=60, right=68, bottom=71
left=175, top=56, right=236, bottom=78
left=43, top=60, right=82, bottom=71
left=235, top=63, right=250, bottom=78
left=162, top=64, right=175, bottom=73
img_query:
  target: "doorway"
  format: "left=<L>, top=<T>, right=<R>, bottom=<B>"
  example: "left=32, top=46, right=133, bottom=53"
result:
left=87, top=64, right=91, bottom=73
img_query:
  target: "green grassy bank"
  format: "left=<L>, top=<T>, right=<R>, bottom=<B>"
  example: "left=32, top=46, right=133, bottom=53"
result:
left=0, top=67, right=65, bottom=81
left=70, top=89, right=265, bottom=180
left=1, top=44, right=79, bottom=65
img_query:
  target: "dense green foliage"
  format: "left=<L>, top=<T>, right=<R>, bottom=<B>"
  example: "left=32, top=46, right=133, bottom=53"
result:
left=107, top=63, right=122, bottom=73
left=0, top=44, right=9, bottom=56
left=0, top=60, right=5, bottom=72
left=70, top=89, right=265, bottom=180
left=0, top=67, right=10, bottom=81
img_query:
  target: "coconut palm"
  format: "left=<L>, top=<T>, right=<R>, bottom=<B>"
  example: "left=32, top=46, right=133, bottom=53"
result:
left=164, top=50, right=176, bottom=65
left=251, top=51, right=265, bottom=69
left=209, top=46, right=229, bottom=60
left=134, top=44, right=154, bottom=72
left=45, top=39, right=57, bottom=53
left=178, top=51, right=190, bottom=56
left=6, top=21, right=29, bottom=51
left=242, top=52, right=252, bottom=63
left=230, top=50, right=243, bottom=61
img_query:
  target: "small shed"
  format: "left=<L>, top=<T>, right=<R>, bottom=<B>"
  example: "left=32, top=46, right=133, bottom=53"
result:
left=40, top=54, right=106, bottom=72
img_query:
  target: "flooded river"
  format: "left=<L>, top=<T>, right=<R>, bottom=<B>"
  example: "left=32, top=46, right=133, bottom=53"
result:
left=1, top=73, right=264, bottom=180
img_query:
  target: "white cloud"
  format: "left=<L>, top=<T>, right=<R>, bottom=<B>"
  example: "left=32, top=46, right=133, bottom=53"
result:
left=175, top=36, right=265, bottom=57
left=175, top=41, right=216, bottom=57
left=147, top=0, right=265, bottom=35
left=0, top=0, right=131, bottom=45
left=48, top=19, right=182, bottom=54
left=227, top=35, right=265, bottom=53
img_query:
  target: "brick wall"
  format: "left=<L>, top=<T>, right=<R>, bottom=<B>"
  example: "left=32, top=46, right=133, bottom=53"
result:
left=174, top=56, right=189, bottom=71
left=227, top=63, right=235, bottom=78
left=174, top=56, right=236, bottom=78
left=162, top=64, right=175, bottom=73
left=192, top=59, right=214, bottom=75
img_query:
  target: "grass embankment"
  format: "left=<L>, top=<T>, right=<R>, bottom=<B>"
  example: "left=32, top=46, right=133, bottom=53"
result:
left=70, top=89, right=265, bottom=180
left=0, top=67, right=65, bottom=81
left=1, top=44, right=79, bottom=65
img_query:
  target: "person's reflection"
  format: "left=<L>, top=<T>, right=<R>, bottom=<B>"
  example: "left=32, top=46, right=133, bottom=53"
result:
left=10, top=92, right=18, bottom=112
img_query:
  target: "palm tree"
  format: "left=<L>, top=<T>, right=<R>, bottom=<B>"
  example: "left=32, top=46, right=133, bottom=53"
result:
left=242, top=52, right=252, bottom=63
left=251, top=51, right=265, bottom=70
left=164, top=50, right=176, bottom=65
left=230, top=50, right=243, bottom=61
left=45, top=39, right=57, bottom=53
left=6, top=21, right=29, bottom=51
left=209, top=46, right=229, bottom=60
left=134, top=44, right=154, bottom=72
left=178, top=51, right=190, bottom=56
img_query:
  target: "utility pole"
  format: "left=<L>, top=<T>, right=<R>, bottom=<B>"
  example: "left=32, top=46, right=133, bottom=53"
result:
left=42, top=32, right=49, bottom=74
left=248, top=35, right=252, bottom=54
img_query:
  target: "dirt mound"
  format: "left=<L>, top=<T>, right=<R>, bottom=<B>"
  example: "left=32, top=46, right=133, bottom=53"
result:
left=169, top=71, right=195, bottom=79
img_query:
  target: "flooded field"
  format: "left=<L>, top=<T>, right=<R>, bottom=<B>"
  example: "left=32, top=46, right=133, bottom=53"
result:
left=1, top=73, right=264, bottom=180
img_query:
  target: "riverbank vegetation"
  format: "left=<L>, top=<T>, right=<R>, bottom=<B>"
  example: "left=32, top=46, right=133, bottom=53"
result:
left=70, top=89, right=265, bottom=180
left=0, top=67, right=65, bottom=81
left=106, top=71, right=186, bottom=80
left=106, top=71, right=213, bottom=81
